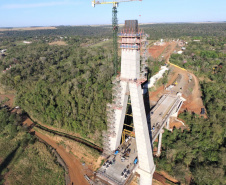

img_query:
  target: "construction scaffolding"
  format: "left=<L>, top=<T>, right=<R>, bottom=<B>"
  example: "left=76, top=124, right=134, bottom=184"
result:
left=103, top=77, right=122, bottom=155
left=140, top=33, right=149, bottom=81
left=103, top=21, right=149, bottom=155
left=119, top=25, right=149, bottom=82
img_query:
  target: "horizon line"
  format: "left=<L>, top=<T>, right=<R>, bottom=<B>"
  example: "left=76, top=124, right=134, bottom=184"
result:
left=1, top=21, right=226, bottom=29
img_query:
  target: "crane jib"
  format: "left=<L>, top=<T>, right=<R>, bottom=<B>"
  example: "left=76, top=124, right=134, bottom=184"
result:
left=92, top=0, right=142, bottom=75
left=92, top=0, right=142, bottom=7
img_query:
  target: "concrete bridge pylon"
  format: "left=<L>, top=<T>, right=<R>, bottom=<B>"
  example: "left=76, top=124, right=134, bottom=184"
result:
left=107, top=20, right=155, bottom=185
left=102, top=20, right=186, bottom=185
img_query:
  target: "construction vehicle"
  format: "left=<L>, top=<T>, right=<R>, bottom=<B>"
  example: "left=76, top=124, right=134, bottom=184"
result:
left=92, top=0, right=142, bottom=75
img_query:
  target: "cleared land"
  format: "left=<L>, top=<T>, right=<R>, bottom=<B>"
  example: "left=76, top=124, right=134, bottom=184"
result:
left=149, top=64, right=206, bottom=127
left=148, top=41, right=206, bottom=125
left=0, top=38, right=206, bottom=185
left=149, top=43, right=169, bottom=59
left=22, top=116, right=90, bottom=185
left=34, top=127, right=102, bottom=171
left=148, top=41, right=179, bottom=61
left=34, top=130, right=89, bottom=185
left=0, top=116, right=65, bottom=185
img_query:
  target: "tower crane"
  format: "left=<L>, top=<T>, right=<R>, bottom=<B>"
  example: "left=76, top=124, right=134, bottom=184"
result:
left=92, top=0, right=142, bottom=75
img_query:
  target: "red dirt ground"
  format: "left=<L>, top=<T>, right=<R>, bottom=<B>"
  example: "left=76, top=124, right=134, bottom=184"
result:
left=0, top=94, right=15, bottom=107
left=149, top=43, right=169, bottom=59
left=0, top=94, right=89, bottom=185
left=153, top=172, right=167, bottom=185
left=153, top=171, right=180, bottom=185
left=170, top=120, right=183, bottom=129
left=148, top=41, right=206, bottom=184
left=35, top=131, right=89, bottom=185
left=149, top=64, right=206, bottom=121
left=148, top=41, right=178, bottom=61
left=131, top=172, right=174, bottom=185
left=159, top=171, right=179, bottom=184
left=1, top=40, right=204, bottom=185
left=22, top=117, right=89, bottom=185
left=181, top=73, right=207, bottom=118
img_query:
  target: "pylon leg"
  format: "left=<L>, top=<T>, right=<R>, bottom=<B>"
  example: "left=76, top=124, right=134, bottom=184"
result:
left=109, top=81, right=128, bottom=151
left=129, top=83, right=155, bottom=184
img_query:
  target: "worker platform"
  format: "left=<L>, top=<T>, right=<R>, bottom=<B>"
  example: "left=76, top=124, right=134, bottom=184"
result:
left=96, top=138, right=138, bottom=185
left=96, top=94, right=185, bottom=185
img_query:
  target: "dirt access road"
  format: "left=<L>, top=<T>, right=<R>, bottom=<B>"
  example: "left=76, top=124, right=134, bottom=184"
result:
left=167, top=64, right=206, bottom=117
left=23, top=118, right=89, bottom=185
left=149, top=64, right=206, bottom=127
left=182, top=72, right=206, bottom=116
left=0, top=93, right=89, bottom=185
left=35, top=131, right=89, bottom=185
left=148, top=41, right=207, bottom=129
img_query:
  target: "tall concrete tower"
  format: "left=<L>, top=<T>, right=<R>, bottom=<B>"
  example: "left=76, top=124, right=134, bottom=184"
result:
left=104, top=20, right=155, bottom=185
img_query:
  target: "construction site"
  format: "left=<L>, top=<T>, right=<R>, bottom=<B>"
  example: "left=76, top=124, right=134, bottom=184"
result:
left=90, top=1, right=208, bottom=184
left=0, top=1, right=215, bottom=185
left=90, top=1, right=186, bottom=184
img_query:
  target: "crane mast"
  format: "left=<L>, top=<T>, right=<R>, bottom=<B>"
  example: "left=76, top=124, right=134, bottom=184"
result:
left=92, top=0, right=142, bottom=75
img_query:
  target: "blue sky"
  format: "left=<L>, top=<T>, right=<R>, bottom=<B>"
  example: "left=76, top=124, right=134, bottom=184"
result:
left=0, top=0, right=225, bottom=27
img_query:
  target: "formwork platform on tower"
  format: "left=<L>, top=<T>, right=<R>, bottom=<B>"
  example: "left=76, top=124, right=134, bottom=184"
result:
left=118, top=20, right=149, bottom=84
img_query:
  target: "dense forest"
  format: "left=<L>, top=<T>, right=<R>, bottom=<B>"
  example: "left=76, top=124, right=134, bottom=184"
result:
left=0, top=109, right=65, bottom=185
left=155, top=37, right=226, bottom=184
left=169, top=36, right=225, bottom=80
left=0, top=26, right=112, bottom=38
left=0, top=37, right=114, bottom=141
left=1, top=23, right=225, bottom=40
left=142, top=23, right=226, bottom=39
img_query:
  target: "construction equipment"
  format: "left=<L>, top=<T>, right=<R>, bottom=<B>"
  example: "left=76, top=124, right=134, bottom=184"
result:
left=92, top=0, right=142, bottom=75
left=122, top=129, right=135, bottom=143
